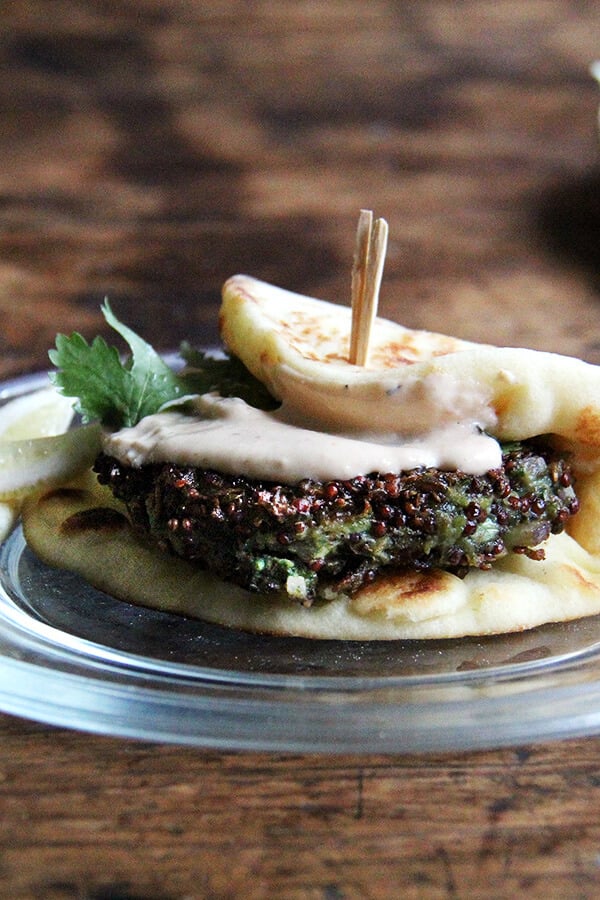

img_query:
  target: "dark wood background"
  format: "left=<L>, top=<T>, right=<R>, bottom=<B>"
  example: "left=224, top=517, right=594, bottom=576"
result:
left=2, top=1, right=600, bottom=897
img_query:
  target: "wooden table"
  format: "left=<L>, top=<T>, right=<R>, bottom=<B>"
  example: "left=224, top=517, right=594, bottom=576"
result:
left=2, top=2, right=600, bottom=896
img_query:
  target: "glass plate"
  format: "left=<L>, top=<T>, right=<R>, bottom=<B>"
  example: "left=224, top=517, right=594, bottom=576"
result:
left=2, top=370, right=600, bottom=752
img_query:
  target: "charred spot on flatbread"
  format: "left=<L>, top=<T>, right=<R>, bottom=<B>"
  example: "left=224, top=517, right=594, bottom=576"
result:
left=350, top=568, right=459, bottom=618
left=43, top=487, right=88, bottom=503
left=60, top=506, right=129, bottom=535
left=574, top=405, right=600, bottom=447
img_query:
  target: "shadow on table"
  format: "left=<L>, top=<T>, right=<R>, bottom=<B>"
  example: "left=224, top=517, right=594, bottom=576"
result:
left=534, top=167, right=600, bottom=291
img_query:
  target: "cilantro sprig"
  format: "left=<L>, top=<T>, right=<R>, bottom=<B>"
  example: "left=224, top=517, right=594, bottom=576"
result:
left=49, top=300, right=276, bottom=430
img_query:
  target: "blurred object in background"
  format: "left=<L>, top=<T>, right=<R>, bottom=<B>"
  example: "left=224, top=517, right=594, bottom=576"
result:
left=0, top=1, right=599, bottom=375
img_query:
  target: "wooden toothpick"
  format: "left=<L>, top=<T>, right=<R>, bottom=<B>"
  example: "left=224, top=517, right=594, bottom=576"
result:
left=349, top=209, right=388, bottom=366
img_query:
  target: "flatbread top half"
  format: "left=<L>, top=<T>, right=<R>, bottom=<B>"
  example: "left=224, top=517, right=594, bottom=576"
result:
left=221, top=275, right=600, bottom=450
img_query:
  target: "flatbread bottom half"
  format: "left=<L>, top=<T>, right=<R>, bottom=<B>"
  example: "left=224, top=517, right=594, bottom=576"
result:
left=19, top=469, right=600, bottom=640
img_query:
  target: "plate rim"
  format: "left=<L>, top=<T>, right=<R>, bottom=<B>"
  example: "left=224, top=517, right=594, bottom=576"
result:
left=2, top=367, right=600, bottom=751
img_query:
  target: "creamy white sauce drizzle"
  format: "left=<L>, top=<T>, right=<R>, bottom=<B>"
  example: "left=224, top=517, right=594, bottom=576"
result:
left=103, top=392, right=502, bottom=482
left=272, top=368, right=498, bottom=435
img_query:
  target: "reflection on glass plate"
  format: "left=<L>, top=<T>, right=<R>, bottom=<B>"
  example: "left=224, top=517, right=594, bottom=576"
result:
left=2, top=370, right=600, bottom=752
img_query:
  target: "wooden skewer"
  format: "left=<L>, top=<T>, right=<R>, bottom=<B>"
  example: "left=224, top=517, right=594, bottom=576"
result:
left=349, top=209, right=388, bottom=366
left=349, top=209, right=372, bottom=365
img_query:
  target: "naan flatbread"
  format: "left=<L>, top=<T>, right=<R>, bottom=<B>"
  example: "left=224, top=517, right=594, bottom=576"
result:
left=20, top=277, right=600, bottom=639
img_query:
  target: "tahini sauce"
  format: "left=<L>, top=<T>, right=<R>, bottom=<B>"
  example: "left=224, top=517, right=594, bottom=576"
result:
left=104, top=390, right=502, bottom=482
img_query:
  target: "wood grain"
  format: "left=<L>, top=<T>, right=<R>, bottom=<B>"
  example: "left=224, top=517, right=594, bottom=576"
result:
left=2, top=1, right=600, bottom=896
left=1, top=716, right=600, bottom=898
left=1, top=0, right=600, bottom=374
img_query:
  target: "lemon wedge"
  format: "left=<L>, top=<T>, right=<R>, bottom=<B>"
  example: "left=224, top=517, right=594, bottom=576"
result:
left=0, top=424, right=102, bottom=502
left=0, top=385, right=93, bottom=539
left=0, top=385, right=75, bottom=441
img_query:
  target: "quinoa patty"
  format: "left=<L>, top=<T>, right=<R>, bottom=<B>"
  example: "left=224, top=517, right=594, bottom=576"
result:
left=94, top=442, right=580, bottom=605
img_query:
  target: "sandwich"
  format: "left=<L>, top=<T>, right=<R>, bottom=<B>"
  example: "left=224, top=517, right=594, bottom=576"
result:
left=18, top=265, right=600, bottom=639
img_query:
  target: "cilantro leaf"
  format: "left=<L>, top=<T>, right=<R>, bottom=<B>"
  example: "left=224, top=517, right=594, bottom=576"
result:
left=49, top=300, right=187, bottom=429
left=101, top=301, right=187, bottom=424
left=48, top=300, right=278, bottom=429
